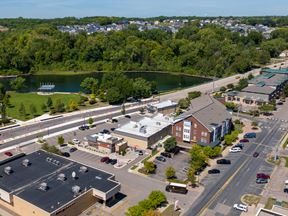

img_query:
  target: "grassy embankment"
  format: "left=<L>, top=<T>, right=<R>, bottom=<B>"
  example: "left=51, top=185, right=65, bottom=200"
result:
left=6, top=92, right=106, bottom=121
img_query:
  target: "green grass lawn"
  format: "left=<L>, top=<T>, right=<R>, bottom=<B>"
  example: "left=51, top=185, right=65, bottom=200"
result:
left=7, top=92, right=82, bottom=121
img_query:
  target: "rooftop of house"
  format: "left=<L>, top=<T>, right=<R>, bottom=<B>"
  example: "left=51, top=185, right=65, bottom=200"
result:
left=86, top=133, right=123, bottom=144
left=148, top=100, right=178, bottom=109
left=0, top=151, right=120, bottom=213
left=242, top=85, right=276, bottom=95
left=175, top=95, right=232, bottom=131
left=261, top=67, right=288, bottom=75
left=115, top=113, right=173, bottom=138
left=227, top=91, right=270, bottom=102
left=249, top=73, right=288, bottom=87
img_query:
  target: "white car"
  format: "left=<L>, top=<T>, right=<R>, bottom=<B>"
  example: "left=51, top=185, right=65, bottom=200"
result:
left=72, top=139, right=80, bottom=145
left=229, top=147, right=242, bottom=153
left=233, top=203, right=248, bottom=212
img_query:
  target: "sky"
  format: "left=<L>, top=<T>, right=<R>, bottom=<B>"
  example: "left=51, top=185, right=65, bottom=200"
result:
left=0, top=0, right=287, bottom=18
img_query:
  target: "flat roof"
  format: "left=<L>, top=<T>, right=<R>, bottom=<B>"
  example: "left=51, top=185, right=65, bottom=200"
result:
left=242, top=86, right=276, bottom=95
left=115, top=113, right=172, bottom=138
left=0, top=151, right=120, bottom=213
left=249, top=73, right=288, bottom=86
left=261, top=68, right=288, bottom=74
left=149, top=100, right=177, bottom=109
left=87, top=133, right=122, bottom=144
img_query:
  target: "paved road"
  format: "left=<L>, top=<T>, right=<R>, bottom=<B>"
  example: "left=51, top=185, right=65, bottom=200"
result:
left=184, top=118, right=285, bottom=216
left=0, top=105, right=146, bottom=150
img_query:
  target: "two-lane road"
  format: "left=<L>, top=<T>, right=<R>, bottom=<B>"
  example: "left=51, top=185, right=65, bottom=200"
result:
left=184, top=119, right=284, bottom=216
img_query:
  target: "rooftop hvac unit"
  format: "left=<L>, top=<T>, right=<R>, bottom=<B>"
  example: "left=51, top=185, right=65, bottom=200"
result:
left=156, top=122, right=161, bottom=125
left=79, top=166, right=88, bottom=173
left=39, top=182, right=49, bottom=191
left=22, top=159, right=31, bottom=167
left=72, top=185, right=81, bottom=197
left=4, top=166, right=12, bottom=175
left=57, top=173, right=66, bottom=182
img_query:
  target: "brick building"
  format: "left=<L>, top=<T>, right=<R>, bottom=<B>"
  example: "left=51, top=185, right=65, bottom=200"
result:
left=172, top=95, right=232, bottom=147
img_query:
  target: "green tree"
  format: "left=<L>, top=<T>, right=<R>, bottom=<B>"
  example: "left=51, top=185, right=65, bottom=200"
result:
left=220, top=86, right=227, bottom=92
left=187, top=167, right=196, bottom=185
left=80, top=77, right=98, bottom=94
left=88, top=117, right=93, bottom=127
left=126, top=205, right=145, bottom=216
left=138, top=199, right=153, bottom=211
left=187, top=91, right=201, bottom=100
left=164, top=137, right=177, bottom=152
left=41, top=103, right=47, bottom=112
left=225, top=102, right=237, bottom=111
left=227, top=84, right=234, bottom=89
left=9, top=77, right=26, bottom=91
left=55, top=99, right=65, bottom=112
left=29, top=104, right=37, bottom=117
left=57, top=136, right=65, bottom=145
left=148, top=190, right=166, bottom=209
left=106, top=87, right=124, bottom=104
left=18, top=102, right=26, bottom=118
left=165, top=166, right=175, bottom=179
left=259, top=104, right=275, bottom=113
left=132, top=77, right=152, bottom=99
left=189, top=145, right=208, bottom=170
left=178, top=98, right=190, bottom=109
left=0, top=84, right=7, bottom=122
left=47, top=97, right=53, bottom=108
left=283, top=85, right=288, bottom=97
left=144, top=161, right=156, bottom=174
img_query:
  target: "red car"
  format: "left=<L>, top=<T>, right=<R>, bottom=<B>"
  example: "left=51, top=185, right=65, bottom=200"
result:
left=240, top=139, right=249, bottom=143
left=257, top=173, right=270, bottom=179
left=100, top=157, right=110, bottom=163
left=4, top=152, right=13, bottom=157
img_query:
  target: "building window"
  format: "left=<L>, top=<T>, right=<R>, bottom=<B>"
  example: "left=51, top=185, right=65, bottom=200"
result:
left=176, top=126, right=182, bottom=131
left=194, top=124, right=197, bottom=128
left=201, top=138, right=207, bottom=143
left=193, top=136, right=196, bottom=140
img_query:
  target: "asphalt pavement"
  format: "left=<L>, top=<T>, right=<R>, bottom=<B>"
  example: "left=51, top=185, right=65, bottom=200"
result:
left=184, top=118, right=286, bottom=216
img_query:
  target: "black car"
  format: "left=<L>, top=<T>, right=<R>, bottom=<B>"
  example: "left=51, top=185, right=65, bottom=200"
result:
left=101, top=129, right=110, bottom=134
left=125, top=115, right=131, bottom=118
left=216, top=159, right=231, bottom=164
left=84, top=125, right=90, bottom=130
left=284, top=188, right=288, bottom=193
left=110, top=159, right=117, bottom=165
left=62, top=152, right=70, bottom=157
left=168, top=146, right=180, bottom=155
left=160, top=152, right=172, bottom=158
left=112, top=119, right=118, bottom=123
left=111, top=127, right=116, bottom=131
left=59, top=144, right=68, bottom=148
left=155, top=156, right=166, bottom=162
left=208, top=169, right=220, bottom=174
left=69, top=147, right=77, bottom=153
left=78, top=126, right=86, bottom=130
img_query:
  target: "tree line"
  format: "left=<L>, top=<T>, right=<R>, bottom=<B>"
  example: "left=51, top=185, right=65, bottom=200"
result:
left=0, top=22, right=287, bottom=77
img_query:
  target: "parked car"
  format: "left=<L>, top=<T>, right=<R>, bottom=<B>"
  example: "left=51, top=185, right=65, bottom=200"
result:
left=100, top=157, right=110, bottom=163
left=112, top=119, right=118, bottom=123
left=216, top=159, right=231, bottom=165
left=59, top=144, right=68, bottom=148
left=79, top=125, right=89, bottom=130
left=195, top=164, right=208, bottom=175
left=110, top=159, right=117, bottom=165
left=161, top=152, right=172, bottom=158
left=253, top=152, right=259, bottom=158
left=4, top=152, right=13, bottom=157
left=284, top=180, right=288, bottom=193
left=105, top=158, right=112, bottom=164
left=72, top=139, right=80, bottom=145
left=256, top=178, right=268, bottom=184
left=240, top=139, right=249, bottom=143
left=111, top=127, right=116, bottom=131
left=155, top=156, right=166, bottom=162
left=69, top=147, right=78, bottom=153
left=125, top=115, right=131, bottom=118
left=101, top=129, right=110, bottom=134
left=168, top=146, right=181, bottom=155
left=234, top=144, right=243, bottom=150
left=229, top=147, right=242, bottom=153
left=62, top=152, right=70, bottom=157
left=277, top=102, right=283, bottom=105
left=233, top=204, right=248, bottom=212
left=208, top=169, right=220, bottom=174
left=244, top=132, right=256, bottom=138
left=136, top=150, right=144, bottom=156
left=257, top=173, right=270, bottom=179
